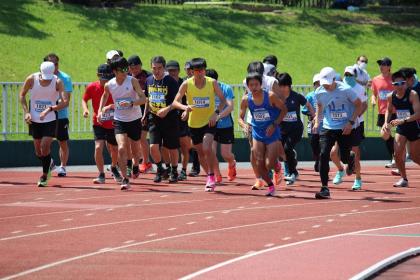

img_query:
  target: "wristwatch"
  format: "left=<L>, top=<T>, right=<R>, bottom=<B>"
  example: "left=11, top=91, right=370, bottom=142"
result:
left=215, top=109, right=220, bottom=114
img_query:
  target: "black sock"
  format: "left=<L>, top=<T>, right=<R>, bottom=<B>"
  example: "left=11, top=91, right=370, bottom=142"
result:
left=385, top=137, right=394, bottom=158
left=99, top=172, right=105, bottom=177
left=165, top=163, right=171, bottom=170
left=182, top=168, right=186, bottom=172
left=171, top=165, right=178, bottom=174
left=41, top=154, right=51, bottom=174
left=127, top=160, right=133, bottom=169
left=267, top=182, right=274, bottom=187
left=133, top=165, right=139, bottom=174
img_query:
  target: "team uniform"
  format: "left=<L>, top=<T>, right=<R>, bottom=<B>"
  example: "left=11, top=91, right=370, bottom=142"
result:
left=214, top=82, right=235, bottom=145
left=303, top=90, right=321, bottom=171
left=392, top=89, right=420, bottom=142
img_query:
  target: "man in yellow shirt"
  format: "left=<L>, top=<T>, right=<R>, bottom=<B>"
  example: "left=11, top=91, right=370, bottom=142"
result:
left=172, top=58, right=228, bottom=191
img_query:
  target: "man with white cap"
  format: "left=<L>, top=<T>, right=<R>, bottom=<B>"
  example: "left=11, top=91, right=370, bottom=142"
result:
left=106, top=50, right=120, bottom=63
left=329, top=66, right=368, bottom=190
left=302, top=73, right=322, bottom=172
left=313, top=67, right=361, bottom=199
left=19, top=62, right=68, bottom=187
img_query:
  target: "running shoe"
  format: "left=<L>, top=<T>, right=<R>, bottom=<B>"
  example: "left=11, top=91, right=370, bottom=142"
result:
left=169, top=170, right=178, bottom=183
left=111, top=166, right=123, bottom=183
left=274, top=162, right=282, bottom=186
left=385, top=160, right=396, bottom=168
left=345, top=151, right=355, bottom=176
left=251, top=179, right=265, bottom=190
left=188, top=168, right=200, bottom=177
left=285, top=173, right=296, bottom=186
left=126, top=166, right=132, bottom=177
left=154, top=169, right=163, bottom=183
left=391, top=169, right=401, bottom=176
left=352, top=179, right=362, bottom=191
left=393, top=178, right=408, bottom=188
left=37, top=175, right=48, bottom=187
left=57, top=166, right=66, bottom=177
left=216, top=174, right=222, bottom=184
left=178, top=169, right=187, bottom=181
left=132, top=165, right=140, bottom=179
left=265, top=185, right=276, bottom=196
left=120, top=178, right=131, bottom=190
left=205, top=175, right=216, bottom=192
left=140, top=162, right=153, bottom=173
left=93, top=174, right=105, bottom=184
left=227, top=161, right=237, bottom=181
left=315, top=186, right=330, bottom=199
left=162, top=168, right=170, bottom=180
left=283, top=161, right=289, bottom=177
left=333, top=170, right=345, bottom=185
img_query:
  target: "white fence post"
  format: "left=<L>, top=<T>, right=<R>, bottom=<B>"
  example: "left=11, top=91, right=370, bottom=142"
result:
left=2, top=84, right=8, bottom=141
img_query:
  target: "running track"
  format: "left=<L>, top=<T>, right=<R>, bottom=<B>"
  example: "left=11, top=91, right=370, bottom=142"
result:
left=0, top=163, right=419, bottom=279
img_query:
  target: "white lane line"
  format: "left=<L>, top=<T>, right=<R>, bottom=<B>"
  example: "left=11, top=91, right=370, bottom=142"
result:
left=205, top=216, right=214, bottom=220
left=362, top=205, right=369, bottom=208
left=55, top=193, right=63, bottom=196
left=85, top=213, right=94, bottom=217
left=351, top=209, right=359, bottom=213
left=105, top=208, right=114, bottom=212
left=251, top=202, right=259, bottom=205
left=168, top=228, right=177, bottom=231
left=143, top=200, right=151, bottom=202
left=222, top=211, right=230, bottom=214
left=36, top=224, right=48, bottom=228
left=312, top=225, right=321, bottom=228
left=264, top=243, right=275, bottom=248
left=297, top=231, right=306, bottom=235
left=160, top=195, right=168, bottom=198
left=147, top=233, right=157, bottom=237
left=124, top=240, right=135, bottom=244
left=179, top=222, right=420, bottom=280
left=11, top=231, right=23, bottom=234
left=125, top=204, right=134, bottom=207
left=326, top=219, right=334, bottom=223
left=339, top=214, right=347, bottom=217
left=62, top=218, right=73, bottom=222
left=237, top=206, right=245, bottom=209
left=282, top=237, right=291, bottom=241
left=3, top=205, right=420, bottom=242
left=186, top=222, right=196, bottom=225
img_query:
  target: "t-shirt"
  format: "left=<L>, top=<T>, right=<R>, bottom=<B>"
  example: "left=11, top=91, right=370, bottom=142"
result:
left=145, top=74, right=179, bottom=122
left=83, top=81, right=114, bottom=129
left=353, top=64, right=370, bottom=85
left=315, top=81, right=358, bottom=130
left=56, top=71, right=72, bottom=119
left=371, top=74, right=393, bottom=115
left=303, top=90, right=322, bottom=134
left=349, top=82, right=367, bottom=125
left=132, top=70, right=152, bottom=115
left=280, top=90, right=306, bottom=133
left=215, top=82, right=234, bottom=129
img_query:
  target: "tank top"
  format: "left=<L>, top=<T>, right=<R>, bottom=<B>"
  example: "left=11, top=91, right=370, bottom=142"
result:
left=248, top=89, right=280, bottom=142
left=392, top=88, right=419, bottom=130
left=30, top=73, right=59, bottom=123
left=108, top=76, right=142, bottom=122
left=186, top=76, right=215, bottom=128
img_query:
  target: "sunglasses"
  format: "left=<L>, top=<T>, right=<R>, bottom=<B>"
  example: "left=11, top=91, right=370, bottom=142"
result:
left=359, top=60, right=368, bottom=63
left=118, top=67, right=128, bottom=72
left=392, top=81, right=406, bottom=86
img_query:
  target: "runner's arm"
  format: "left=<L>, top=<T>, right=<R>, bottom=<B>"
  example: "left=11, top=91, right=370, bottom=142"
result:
left=238, top=95, right=248, bottom=130
left=405, top=91, right=420, bottom=122
left=172, top=81, right=191, bottom=111
left=19, top=75, right=34, bottom=115
left=132, top=78, right=146, bottom=106
left=270, top=92, right=288, bottom=125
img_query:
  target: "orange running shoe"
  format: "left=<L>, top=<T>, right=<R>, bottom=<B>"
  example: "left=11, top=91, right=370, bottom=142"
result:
left=227, top=161, right=237, bottom=181
left=216, top=174, right=223, bottom=184
left=140, top=162, right=153, bottom=173
left=251, top=178, right=265, bottom=190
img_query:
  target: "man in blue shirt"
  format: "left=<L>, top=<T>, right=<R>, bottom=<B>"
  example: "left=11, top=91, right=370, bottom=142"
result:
left=206, top=69, right=237, bottom=183
left=313, top=67, right=361, bottom=199
left=44, top=53, right=71, bottom=177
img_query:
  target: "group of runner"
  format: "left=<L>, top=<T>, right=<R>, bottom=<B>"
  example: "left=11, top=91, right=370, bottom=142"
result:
left=19, top=52, right=420, bottom=198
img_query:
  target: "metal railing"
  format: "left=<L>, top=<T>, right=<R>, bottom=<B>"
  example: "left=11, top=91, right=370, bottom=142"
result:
left=0, top=82, right=378, bottom=140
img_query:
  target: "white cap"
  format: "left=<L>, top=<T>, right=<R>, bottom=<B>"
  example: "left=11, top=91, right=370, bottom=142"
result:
left=263, top=63, right=276, bottom=76
left=312, top=73, right=321, bottom=84
left=40, top=61, right=55, bottom=80
left=344, top=65, right=356, bottom=76
left=106, top=50, right=119, bottom=60
left=319, top=67, right=336, bottom=85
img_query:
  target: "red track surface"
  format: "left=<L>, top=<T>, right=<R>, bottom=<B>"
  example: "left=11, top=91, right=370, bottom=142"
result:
left=0, top=165, right=419, bottom=279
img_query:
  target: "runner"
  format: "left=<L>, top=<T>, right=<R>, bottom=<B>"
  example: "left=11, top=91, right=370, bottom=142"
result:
left=382, top=70, right=420, bottom=187
left=353, top=55, right=371, bottom=86
left=172, top=58, right=228, bottom=191
left=330, top=66, right=368, bottom=190
left=302, top=73, right=321, bottom=172
left=371, top=57, right=396, bottom=168
left=98, top=57, right=146, bottom=190
left=127, top=54, right=153, bottom=173
left=277, top=73, right=315, bottom=185
left=19, top=61, right=68, bottom=187
left=167, top=60, right=191, bottom=181
left=144, top=56, right=180, bottom=183
left=238, top=72, right=287, bottom=196
left=313, top=67, right=361, bottom=199
left=43, top=53, right=71, bottom=177
left=205, top=69, right=237, bottom=183
left=82, top=64, right=122, bottom=184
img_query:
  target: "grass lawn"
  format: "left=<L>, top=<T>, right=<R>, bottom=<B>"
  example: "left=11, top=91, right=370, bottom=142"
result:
left=0, top=1, right=419, bottom=140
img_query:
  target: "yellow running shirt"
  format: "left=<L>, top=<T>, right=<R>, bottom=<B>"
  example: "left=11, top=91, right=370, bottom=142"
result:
left=186, top=76, right=216, bottom=128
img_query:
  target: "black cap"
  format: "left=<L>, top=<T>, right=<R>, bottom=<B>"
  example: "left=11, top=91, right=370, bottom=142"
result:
left=184, top=60, right=192, bottom=70
left=166, top=60, right=180, bottom=70
left=190, top=58, right=207, bottom=69
left=263, top=55, right=278, bottom=67
left=127, top=55, right=142, bottom=66
left=377, top=57, right=392, bottom=66
left=97, top=64, right=113, bottom=80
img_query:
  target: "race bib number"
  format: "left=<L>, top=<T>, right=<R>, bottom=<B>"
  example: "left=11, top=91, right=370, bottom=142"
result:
left=101, top=109, right=114, bottom=121
left=253, top=110, right=271, bottom=122
left=115, top=98, right=132, bottom=110
left=379, top=90, right=391, bottom=101
left=283, top=111, right=298, bottom=122
left=149, top=92, right=166, bottom=105
left=192, top=97, right=210, bottom=108
left=330, top=111, right=348, bottom=121
left=34, top=100, right=52, bottom=113
left=396, top=110, right=411, bottom=119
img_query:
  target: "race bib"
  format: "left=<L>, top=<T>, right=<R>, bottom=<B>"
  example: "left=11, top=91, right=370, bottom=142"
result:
left=253, top=110, right=271, bottom=122
left=379, top=90, right=391, bottom=101
left=283, top=111, right=298, bottom=122
left=101, top=109, right=114, bottom=121
left=192, top=97, right=210, bottom=108
left=149, top=92, right=166, bottom=104
left=34, top=100, right=52, bottom=113
left=115, top=98, right=132, bottom=110
left=396, top=109, right=411, bottom=119
left=330, top=111, right=348, bottom=121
